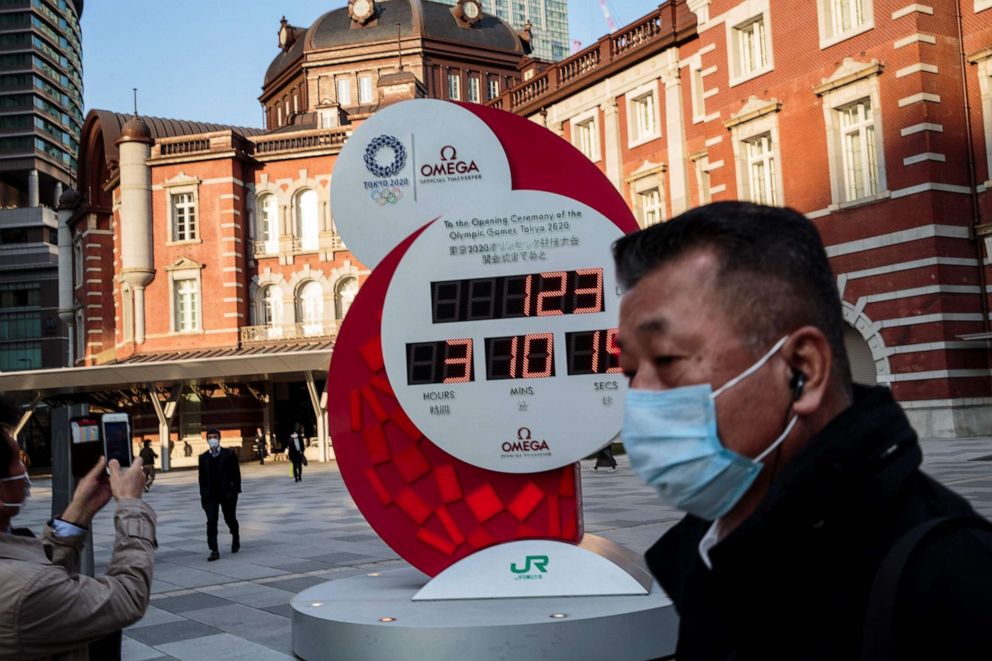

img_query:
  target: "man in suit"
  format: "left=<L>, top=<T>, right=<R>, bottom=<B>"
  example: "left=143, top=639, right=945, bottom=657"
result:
left=287, top=431, right=307, bottom=482
left=198, top=429, right=240, bottom=561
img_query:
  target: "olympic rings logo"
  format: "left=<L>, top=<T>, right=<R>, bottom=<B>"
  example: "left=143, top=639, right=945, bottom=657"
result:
left=371, top=187, right=403, bottom=205
left=364, top=135, right=407, bottom=178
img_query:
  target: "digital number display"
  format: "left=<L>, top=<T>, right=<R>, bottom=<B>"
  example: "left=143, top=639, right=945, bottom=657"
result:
left=485, top=333, right=555, bottom=380
left=566, top=329, right=622, bottom=375
left=406, top=339, right=474, bottom=385
left=431, top=268, right=604, bottom=323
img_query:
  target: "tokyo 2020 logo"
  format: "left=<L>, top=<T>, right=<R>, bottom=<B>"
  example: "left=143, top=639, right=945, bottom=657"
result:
left=370, top=187, right=403, bottom=205
left=364, top=135, right=406, bottom=178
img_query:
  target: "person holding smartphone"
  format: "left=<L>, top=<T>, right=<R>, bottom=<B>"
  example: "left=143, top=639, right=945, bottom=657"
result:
left=0, top=393, right=156, bottom=659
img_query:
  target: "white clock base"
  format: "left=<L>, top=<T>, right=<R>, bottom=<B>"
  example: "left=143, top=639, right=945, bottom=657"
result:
left=291, top=563, right=677, bottom=661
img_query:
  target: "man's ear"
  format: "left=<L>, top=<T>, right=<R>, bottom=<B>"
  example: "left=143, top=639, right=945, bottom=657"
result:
left=782, top=326, right=833, bottom=416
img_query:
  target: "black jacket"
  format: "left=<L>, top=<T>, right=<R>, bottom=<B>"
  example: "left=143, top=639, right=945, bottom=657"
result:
left=287, top=436, right=306, bottom=463
left=647, top=385, right=992, bottom=661
left=198, top=447, right=241, bottom=501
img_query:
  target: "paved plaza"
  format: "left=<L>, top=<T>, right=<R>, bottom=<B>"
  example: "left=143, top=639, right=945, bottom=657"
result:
left=16, top=437, right=992, bottom=660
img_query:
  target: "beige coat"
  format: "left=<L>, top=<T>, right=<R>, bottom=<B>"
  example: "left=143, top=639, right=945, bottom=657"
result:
left=0, top=499, right=156, bottom=660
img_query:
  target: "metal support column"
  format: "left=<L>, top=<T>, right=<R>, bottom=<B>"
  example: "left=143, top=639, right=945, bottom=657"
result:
left=149, top=385, right=182, bottom=472
left=305, top=372, right=328, bottom=462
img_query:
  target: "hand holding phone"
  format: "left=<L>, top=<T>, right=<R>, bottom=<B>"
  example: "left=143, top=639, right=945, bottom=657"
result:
left=101, top=413, right=132, bottom=473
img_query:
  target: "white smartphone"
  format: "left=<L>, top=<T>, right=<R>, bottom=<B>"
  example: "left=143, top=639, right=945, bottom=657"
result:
left=101, top=412, right=132, bottom=471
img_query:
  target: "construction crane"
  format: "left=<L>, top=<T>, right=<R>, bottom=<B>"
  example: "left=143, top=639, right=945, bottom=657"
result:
left=598, top=0, right=617, bottom=32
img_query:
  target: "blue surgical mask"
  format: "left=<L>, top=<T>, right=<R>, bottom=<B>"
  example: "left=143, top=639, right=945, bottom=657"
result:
left=622, top=336, right=797, bottom=521
left=208, top=438, right=220, bottom=451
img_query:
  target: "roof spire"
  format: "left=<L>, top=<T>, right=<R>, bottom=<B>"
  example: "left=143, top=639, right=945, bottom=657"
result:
left=396, top=22, right=403, bottom=71
left=133, top=88, right=138, bottom=116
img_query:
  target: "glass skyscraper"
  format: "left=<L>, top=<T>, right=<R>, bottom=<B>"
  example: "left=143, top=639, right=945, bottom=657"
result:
left=437, top=0, right=570, bottom=62
left=0, top=0, right=83, bottom=375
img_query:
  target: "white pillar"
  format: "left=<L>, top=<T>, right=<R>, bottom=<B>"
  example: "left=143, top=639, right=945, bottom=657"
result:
left=133, top=286, right=146, bottom=344
left=117, top=125, right=155, bottom=339
left=601, top=100, right=622, bottom=191
left=27, top=169, right=39, bottom=208
left=305, top=372, right=328, bottom=462
left=661, top=48, right=689, bottom=215
left=57, top=194, right=76, bottom=366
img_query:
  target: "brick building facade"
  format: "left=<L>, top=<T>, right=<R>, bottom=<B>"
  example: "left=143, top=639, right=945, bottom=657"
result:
left=0, top=0, right=533, bottom=467
left=488, top=0, right=992, bottom=436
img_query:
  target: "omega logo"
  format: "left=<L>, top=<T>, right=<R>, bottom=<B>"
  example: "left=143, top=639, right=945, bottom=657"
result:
left=501, top=427, right=550, bottom=453
left=420, top=145, right=481, bottom=177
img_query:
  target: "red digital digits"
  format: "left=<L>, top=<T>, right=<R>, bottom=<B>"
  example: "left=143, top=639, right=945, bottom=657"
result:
left=443, top=339, right=473, bottom=383
left=573, top=268, right=604, bottom=314
left=535, top=271, right=567, bottom=317
left=522, top=333, right=554, bottom=378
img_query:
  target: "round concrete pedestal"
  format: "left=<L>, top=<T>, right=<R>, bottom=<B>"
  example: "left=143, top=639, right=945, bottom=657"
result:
left=291, top=567, right=677, bottom=660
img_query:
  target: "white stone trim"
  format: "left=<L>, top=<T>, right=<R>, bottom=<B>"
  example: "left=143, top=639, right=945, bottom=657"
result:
left=895, top=63, right=938, bottom=78
left=976, top=0, right=992, bottom=12
left=975, top=54, right=992, bottom=184
left=825, top=224, right=970, bottom=257
left=710, top=183, right=727, bottom=194
left=903, top=152, right=946, bottom=165
left=900, top=122, right=943, bottom=136
left=890, top=182, right=974, bottom=197
left=898, top=92, right=940, bottom=107
left=900, top=397, right=992, bottom=409
left=891, top=4, right=933, bottom=19
left=885, top=341, right=979, bottom=355
left=843, top=256, right=978, bottom=280
left=880, top=369, right=992, bottom=383
left=877, top=312, right=983, bottom=329
left=862, top=284, right=980, bottom=304
left=842, top=304, right=891, bottom=380
left=704, top=135, right=723, bottom=147
left=894, top=33, right=936, bottom=48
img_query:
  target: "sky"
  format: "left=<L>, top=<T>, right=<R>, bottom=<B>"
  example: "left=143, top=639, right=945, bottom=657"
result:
left=80, top=1, right=663, bottom=128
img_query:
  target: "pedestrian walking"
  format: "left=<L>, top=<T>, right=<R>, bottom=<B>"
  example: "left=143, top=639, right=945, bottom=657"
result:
left=197, top=429, right=240, bottom=561
left=287, top=431, right=307, bottom=482
left=594, top=444, right=617, bottom=471
left=254, top=427, right=267, bottom=465
left=139, top=438, right=157, bottom=491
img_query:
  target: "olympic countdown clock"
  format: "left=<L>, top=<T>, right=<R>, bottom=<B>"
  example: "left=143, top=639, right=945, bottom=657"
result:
left=381, top=191, right=624, bottom=473
left=327, top=99, right=638, bottom=576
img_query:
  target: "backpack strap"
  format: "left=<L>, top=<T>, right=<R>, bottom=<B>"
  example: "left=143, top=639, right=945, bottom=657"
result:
left=862, top=515, right=992, bottom=661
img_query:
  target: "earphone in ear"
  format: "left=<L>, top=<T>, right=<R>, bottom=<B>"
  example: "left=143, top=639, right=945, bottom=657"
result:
left=790, top=371, right=806, bottom=401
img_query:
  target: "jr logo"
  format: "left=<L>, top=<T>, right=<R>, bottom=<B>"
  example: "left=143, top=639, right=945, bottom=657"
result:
left=510, top=555, right=549, bottom=574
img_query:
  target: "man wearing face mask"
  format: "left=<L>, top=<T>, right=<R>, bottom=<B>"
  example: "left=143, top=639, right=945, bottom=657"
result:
left=0, top=394, right=156, bottom=659
left=613, top=202, right=992, bottom=661
left=198, top=428, right=240, bottom=561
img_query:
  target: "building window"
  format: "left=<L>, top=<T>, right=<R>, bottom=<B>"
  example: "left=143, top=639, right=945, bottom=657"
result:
left=358, top=75, right=374, bottom=104
left=627, top=86, right=659, bottom=145
left=815, top=59, right=887, bottom=207
left=692, top=153, right=712, bottom=205
left=487, top=78, right=499, bottom=100
left=335, top=276, right=358, bottom=320
left=448, top=72, right=461, bottom=100
left=0, top=341, right=40, bottom=371
left=257, top=194, right=278, bottom=254
left=295, top=189, right=319, bottom=252
left=571, top=112, right=600, bottom=162
left=818, top=0, right=873, bottom=47
left=468, top=76, right=481, bottom=103
left=729, top=12, right=772, bottom=85
left=297, top=281, right=324, bottom=336
left=743, top=133, right=778, bottom=205
left=337, top=78, right=351, bottom=106
left=170, top=191, right=197, bottom=242
left=838, top=100, right=878, bottom=201
left=727, top=97, right=785, bottom=207
left=179, top=391, right=202, bottom=442
left=638, top=188, right=664, bottom=226
left=258, top=284, right=283, bottom=339
left=74, top=308, right=83, bottom=361
left=173, top=277, right=199, bottom=333
left=691, top=66, right=706, bottom=122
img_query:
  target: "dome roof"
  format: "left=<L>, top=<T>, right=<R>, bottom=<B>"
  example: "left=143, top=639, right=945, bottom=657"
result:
left=264, top=0, right=524, bottom=87
left=58, top=188, right=81, bottom=210
left=116, top=115, right=153, bottom=145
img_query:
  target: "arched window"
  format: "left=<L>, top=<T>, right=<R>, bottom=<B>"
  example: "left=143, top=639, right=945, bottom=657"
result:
left=259, top=284, right=283, bottom=339
left=843, top=325, right=877, bottom=385
left=297, top=281, right=324, bottom=336
left=335, top=276, right=358, bottom=321
left=257, top=194, right=278, bottom=254
left=296, top=189, right=319, bottom=251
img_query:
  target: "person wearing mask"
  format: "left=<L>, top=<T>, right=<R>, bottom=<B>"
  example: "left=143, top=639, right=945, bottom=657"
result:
left=614, top=202, right=992, bottom=660
left=0, top=393, right=156, bottom=659
left=197, top=429, right=240, bottom=561
left=286, top=431, right=307, bottom=483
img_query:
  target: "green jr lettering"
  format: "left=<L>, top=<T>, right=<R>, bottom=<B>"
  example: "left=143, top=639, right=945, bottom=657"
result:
left=510, top=555, right=549, bottom=574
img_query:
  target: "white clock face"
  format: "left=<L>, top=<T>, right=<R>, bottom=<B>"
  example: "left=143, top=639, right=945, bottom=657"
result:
left=380, top=190, right=626, bottom=473
left=464, top=2, right=480, bottom=19
left=353, top=0, right=372, bottom=18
